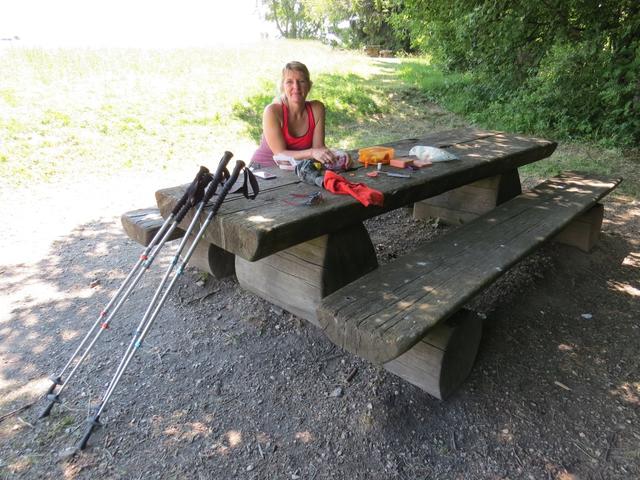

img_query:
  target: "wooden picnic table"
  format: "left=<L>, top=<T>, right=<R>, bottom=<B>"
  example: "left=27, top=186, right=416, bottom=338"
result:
left=153, top=128, right=628, bottom=400
left=156, top=127, right=557, bottom=323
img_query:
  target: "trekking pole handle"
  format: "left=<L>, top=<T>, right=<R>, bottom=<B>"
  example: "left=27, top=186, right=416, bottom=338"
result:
left=210, top=160, right=245, bottom=212
left=171, top=165, right=210, bottom=216
left=213, top=151, right=234, bottom=180
left=200, top=151, right=234, bottom=206
left=174, top=152, right=234, bottom=223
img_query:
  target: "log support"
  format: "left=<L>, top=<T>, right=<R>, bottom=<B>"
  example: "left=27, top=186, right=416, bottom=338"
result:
left=235, top=223, right=378, bottom=326
left=413, top=170, right=522, bottom=224
left=553, top=203, right=604, bottom=252
left=383, top=309, right=483, bottom=399
left=182, top=233, right=236, bottom=278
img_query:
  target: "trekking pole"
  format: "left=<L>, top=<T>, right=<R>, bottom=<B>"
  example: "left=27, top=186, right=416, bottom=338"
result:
left=76, top=159, right=243, bottom=450
left=38, top=165, right=213, bottom=419
left=88, top=153, right=233, bottom=407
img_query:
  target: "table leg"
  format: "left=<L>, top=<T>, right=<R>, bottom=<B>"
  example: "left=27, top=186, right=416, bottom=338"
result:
left=182, top=233, right=235, bottom=279
left=235, top=223, right=378, bottom=326
left=383, top=309, right=483, bottom=400
left=413, top=170, right=522, bottom=224
left=237, top=224, right=484, bottom=400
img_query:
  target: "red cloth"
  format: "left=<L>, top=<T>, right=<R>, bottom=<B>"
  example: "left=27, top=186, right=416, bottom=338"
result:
left=323, top=170, right=384, bottom=207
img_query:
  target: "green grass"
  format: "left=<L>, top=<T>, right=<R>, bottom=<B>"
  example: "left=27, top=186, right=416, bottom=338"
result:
left=0, top=42, right=400, bottom=187
left=393, top=57, right=640, bottom=197
left=1, top=41, right=636, bottom=197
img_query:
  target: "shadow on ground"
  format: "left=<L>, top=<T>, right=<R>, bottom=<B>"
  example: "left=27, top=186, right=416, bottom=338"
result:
left=0, top=202, right=638, bottom=479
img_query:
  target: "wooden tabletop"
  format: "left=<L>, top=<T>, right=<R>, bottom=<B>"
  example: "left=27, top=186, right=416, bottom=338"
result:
left=156, top=128, right=557, bottom=261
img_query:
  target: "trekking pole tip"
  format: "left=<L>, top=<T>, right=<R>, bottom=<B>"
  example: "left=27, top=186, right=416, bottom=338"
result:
left=77, top=414, right=101, bottom=450
left=38, top=393, right=60, bottom=419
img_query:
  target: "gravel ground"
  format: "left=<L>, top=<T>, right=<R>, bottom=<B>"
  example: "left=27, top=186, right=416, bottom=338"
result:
left=1, top=165, right=639, bottom=479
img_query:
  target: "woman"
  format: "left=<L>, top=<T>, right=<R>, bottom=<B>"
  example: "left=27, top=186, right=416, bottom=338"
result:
left=250, top=61, right=336, bottom=168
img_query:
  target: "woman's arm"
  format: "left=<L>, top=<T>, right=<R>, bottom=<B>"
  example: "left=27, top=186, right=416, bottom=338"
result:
left=310, top=101, right=327, bottom=149
left=263, top=102, right=335, bottom=163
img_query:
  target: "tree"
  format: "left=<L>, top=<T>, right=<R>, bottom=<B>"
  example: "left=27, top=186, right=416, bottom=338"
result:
left=261, top=0, right=321, bottom=38
left=394, top=0, right=639, bottom=145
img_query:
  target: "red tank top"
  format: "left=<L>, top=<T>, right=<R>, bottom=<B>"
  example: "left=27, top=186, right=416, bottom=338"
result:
left=282, top=102, right=315, bottom=150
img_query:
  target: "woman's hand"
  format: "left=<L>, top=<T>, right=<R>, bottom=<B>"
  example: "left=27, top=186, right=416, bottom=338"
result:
left=310, top=147, right=336, bottom=165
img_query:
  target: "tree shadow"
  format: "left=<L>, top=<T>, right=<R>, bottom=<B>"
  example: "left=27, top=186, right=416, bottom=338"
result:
left=0, top=221, right=149, bottom=404
left=1, top=207, right=638, bottom=478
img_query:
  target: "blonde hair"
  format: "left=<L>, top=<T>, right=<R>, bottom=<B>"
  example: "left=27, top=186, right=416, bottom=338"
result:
left=277, top=61, right=312, bottom=103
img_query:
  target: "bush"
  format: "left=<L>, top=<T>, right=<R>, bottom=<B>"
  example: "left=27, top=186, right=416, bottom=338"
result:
left=396, top=0, right=640, bottom=147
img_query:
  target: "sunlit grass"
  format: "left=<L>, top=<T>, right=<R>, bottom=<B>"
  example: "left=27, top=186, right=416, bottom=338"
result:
left=2, top=40, right=635, bottom=197
left=0, top=41, right=389, bottom=187
left=393, top=57, right=639, bottom=197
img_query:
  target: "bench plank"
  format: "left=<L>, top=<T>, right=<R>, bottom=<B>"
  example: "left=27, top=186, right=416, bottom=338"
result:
left=121, top=208, right=184, bottom=247
left=317, top=172, right=622, bottom=364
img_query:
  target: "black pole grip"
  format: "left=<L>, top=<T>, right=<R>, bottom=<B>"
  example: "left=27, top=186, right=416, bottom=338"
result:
left=77, top=414, right=100, bottom=450
left=201, top=151, right=234, bottom=206
left=184, top=169, right=213, bottom=210
left=213, top=151, right=234, bottom=179
left=174, top=152, right=234, bottom=224
left=170, top=165, right=210, bottom=216
left=174, top=172, right=214, bottom=224
left=209, top=161, right=245, bottom=213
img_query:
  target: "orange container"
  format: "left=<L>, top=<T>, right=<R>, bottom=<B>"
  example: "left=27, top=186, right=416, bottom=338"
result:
left=358, top=146, right=395, bottom=165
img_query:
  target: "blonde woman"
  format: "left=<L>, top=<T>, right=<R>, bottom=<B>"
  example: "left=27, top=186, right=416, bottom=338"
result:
left=250, top=61, right=336, bottom=168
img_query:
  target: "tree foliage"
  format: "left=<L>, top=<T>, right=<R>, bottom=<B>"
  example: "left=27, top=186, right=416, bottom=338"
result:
left=394, top=0, right=639, bottom=145
left=262, top=0, right=320, bottom=39
left=263, top=0, right=410, bottom=49
left=260, top=0, right=639, bottom=145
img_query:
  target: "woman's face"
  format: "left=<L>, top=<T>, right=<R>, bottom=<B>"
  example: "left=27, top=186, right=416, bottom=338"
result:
left=282, top=69, right=310, bottom=104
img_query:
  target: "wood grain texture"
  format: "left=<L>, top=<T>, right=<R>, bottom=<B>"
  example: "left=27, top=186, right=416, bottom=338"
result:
left=553, top=203, right=604, bottom=252
left=235, top=223, right=378, bottom=325
left=120, top=208, right=184, bottom=246
left=383, top=309, right=483, bottom=399
left=413, top=170, right=522, bottom=224
left=317, top=172, right=622, bottom=364
left=156, top=129, right=557, bottom=261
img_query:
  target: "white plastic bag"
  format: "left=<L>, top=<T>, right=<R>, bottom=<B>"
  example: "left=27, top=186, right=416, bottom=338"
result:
left=409, top=146, right=458, bottom=162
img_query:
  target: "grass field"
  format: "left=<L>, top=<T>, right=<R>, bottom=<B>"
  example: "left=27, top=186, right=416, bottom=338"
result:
left=1, top=40, right=637, bottom=196
left=395, top=58, right=640, bottom=197
left=0, top=41, right=412, bottom=188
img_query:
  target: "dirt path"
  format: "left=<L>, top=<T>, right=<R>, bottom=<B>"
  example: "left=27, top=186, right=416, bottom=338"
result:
left=1, top=142, right=639, bottom=478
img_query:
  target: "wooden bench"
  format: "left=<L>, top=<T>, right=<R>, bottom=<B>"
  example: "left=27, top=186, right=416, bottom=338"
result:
left=316, top=172, right=621, bottom=399
left=121, top=208, right=184, bottom=246
left=120, top=207, right=235, bottom=278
